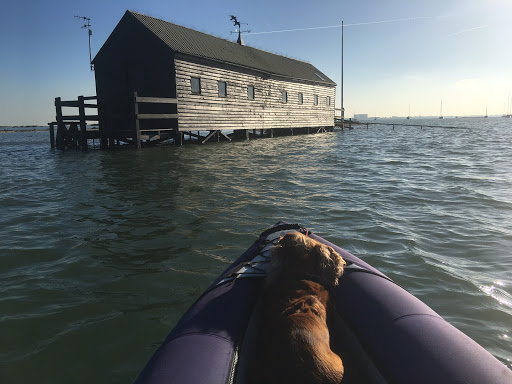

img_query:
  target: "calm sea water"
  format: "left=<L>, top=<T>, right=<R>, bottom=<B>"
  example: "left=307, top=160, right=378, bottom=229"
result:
left=1, top=118, right=511, bottom=383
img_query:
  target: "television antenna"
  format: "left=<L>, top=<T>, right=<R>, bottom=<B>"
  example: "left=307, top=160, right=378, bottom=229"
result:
left=74, top=15, right=94, bottom=71
left=229, top=15, right=250, bottom=45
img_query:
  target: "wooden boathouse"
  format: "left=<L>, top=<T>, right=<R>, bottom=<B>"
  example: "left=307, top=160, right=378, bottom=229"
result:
left=52, top=11, right=337, bottom=148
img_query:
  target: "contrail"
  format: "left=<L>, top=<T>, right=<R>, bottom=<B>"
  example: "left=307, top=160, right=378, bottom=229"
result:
left=248, top=16, right=436, bottom=35
left=447, top=25, right=488, bottom=37
left=345, top=16, right=434, bottom=27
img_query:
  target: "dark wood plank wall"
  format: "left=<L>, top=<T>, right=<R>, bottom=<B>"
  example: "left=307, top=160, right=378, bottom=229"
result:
left=94, top=16, right=177, bottom=135
left=175, top=57, right=335, bottom=132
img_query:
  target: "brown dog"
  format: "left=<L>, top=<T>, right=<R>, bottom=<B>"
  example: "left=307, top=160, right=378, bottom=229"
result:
left=252, top=232, right=346, bottom=384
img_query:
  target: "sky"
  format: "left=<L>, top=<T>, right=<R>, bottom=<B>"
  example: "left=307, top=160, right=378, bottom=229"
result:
left=1, top=0, right=511, bottom=125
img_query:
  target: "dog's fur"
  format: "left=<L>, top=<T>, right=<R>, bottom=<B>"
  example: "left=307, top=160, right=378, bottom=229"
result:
left=252, top=232, right=346, bottom=384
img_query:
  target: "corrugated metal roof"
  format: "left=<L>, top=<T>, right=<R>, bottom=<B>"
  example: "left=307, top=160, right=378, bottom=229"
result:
left=126, top=11, right=335, bottom=86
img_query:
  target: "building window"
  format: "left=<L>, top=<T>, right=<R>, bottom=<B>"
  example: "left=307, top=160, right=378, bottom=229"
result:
left=298, top=92, right=303, bottom=104
left=248, top=85, right=255, bottom=100
left=282, top=90, right=288, bottom=103
left=326, top=96, right=331, bottom=106
left=191, top=77, right=201, bottom=94
left=218, top=81, right=227, bottom=97
left=314, top=94, right=318, bottom=105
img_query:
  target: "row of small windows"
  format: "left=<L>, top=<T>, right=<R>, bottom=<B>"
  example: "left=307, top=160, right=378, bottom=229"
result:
left=279, top=91, right=330, bottom=106
left=191, top=77, right=330, bottom=106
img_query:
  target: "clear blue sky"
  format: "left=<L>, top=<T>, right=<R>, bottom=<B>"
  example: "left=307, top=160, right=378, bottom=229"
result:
left=1, top=0, right=511, bottom=125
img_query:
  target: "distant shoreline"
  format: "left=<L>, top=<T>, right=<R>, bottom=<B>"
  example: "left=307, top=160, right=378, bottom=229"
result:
left=0, top=128, right=49, bottom=133
left=0, top=125, right=46, bottom=128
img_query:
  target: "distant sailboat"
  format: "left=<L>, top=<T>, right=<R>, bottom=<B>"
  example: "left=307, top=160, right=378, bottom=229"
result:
left=439, top=100, right=443, bottom=119
left=503, top=92, right=512, bottom=118
left=407, top=105, right=410, bottom=120
left=484, top=106, right=488, bottom=118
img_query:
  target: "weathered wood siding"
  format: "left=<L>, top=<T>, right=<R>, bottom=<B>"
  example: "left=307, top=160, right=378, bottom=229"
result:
left=175, top=56, right=335, bottom=131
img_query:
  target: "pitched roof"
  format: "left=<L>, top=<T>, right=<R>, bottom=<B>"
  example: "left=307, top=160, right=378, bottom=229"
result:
left=103, top=11, right=335, bottom=86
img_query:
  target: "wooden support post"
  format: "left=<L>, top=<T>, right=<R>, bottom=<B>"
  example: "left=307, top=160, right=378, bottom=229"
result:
left=55, top=97, right=65, bottom=150
left=349, top=119, right=352, bottom=129
left=133, top=92, right=141, bottom=149
left=55, top=97, right=63, bottom=132
left=78, top=96, right=88, bottom=150
left=270, top=129, right=273, bottom=138
left=49, top=123, right=55, bottom=149
left=202, top=130, right=215, bottom=144
left=219, top=131, right=232, bottom=141
left=174, top=130, right=183, bottom=145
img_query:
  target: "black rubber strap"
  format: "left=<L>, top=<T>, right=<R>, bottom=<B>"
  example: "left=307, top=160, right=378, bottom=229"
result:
left=259, top=223, right=309, bottom=240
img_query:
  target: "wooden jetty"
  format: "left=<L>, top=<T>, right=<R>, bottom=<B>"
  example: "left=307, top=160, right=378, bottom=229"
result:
left=335, top=119, right=466, bottom=130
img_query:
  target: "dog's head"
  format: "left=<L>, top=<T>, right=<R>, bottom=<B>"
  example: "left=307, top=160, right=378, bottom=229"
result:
left=265, top=232, right=345, bottom=289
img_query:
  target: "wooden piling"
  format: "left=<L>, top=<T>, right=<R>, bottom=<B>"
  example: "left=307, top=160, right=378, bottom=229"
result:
left=78, top=96, right=88, bottom=150
left=49, top=123, right=55, bottom=149
left=133, top=92, right=142, bottom=149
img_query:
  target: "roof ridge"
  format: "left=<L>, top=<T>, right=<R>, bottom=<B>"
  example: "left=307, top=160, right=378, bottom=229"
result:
left=127, top=10, right=313, bottom=66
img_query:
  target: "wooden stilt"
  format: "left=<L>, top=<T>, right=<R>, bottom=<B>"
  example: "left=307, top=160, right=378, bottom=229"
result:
left=55, top=97, right=65, bottom=150
left=133, top=92, right=141, bottom=149
left=174, top=130, right=183, bottom=145
left=49, top=123, right=55, bottom=149
left=78, top=96, right=88, bottom=150
left=219, top=131, right=231, bottom=141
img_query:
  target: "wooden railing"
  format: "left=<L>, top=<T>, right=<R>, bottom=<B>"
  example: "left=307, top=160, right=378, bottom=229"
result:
left=50, top=96, right=99, bottom=149
left=133, top=92, right=178, bottom=148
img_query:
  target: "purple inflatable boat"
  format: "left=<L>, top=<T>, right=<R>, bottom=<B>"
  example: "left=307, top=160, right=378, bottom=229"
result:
left=136, top=223, right=512, bottom=384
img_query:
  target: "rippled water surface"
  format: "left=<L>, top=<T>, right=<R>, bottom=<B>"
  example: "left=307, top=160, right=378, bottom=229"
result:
left=1, top=118, right=511, bottom=382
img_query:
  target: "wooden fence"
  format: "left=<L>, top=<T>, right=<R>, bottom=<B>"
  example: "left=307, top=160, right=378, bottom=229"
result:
left=133, top=92, right=178, bottom=148
left=49, top=96, right=100, bottom=150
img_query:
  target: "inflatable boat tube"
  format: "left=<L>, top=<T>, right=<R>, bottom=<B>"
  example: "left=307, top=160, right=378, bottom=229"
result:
left=135, top=222, right=512, bottom=384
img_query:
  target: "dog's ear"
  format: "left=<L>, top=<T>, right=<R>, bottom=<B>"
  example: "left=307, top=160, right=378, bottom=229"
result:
left=315, top=244, right=346, bottom=287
